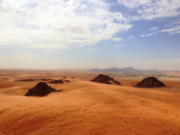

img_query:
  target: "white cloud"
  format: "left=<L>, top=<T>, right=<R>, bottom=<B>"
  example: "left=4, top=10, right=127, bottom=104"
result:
left=111, top=37, right=122, bottom=42
left=161, top=26, right=180, bottom=35
left=117, top=0, right=180, bottom=20
left=117, top=0, right=150, bottom=8
left=0, top=0, right=132, bottom=49
left=140, top=32, right=157, bottom=38
left=150, top=26, right=158, bottom=31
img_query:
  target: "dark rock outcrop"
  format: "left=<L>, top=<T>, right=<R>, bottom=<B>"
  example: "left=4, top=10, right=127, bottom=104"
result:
left=136, top=77, right=166, bottom=88
left=91, top=74, right=121, bottom=85
left=49, top=79, right=64, bottom=84
left=40, top=79, right=52, bottom=81
left=25, top=82, right=56, bottom=96
left=49, top=79, right=71, bottom=84
left=64, top=80, right=70, bottom=83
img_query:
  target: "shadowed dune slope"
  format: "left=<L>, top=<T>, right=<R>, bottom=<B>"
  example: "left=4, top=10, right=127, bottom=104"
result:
left=0, top=80, right=180, bottom=135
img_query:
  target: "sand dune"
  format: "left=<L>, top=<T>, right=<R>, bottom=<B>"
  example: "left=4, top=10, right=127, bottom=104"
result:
left=0, top=75, right=180, bottom=135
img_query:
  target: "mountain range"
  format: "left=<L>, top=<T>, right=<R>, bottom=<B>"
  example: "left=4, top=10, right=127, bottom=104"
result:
left=88, top=67, right=164, bottom=75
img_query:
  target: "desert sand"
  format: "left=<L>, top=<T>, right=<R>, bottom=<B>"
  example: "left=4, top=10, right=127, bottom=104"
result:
left=0, top=71, right=180, bottom=135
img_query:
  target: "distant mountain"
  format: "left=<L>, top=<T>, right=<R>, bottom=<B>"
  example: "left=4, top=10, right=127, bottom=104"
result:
left=89, top=67, right=163, bottom=75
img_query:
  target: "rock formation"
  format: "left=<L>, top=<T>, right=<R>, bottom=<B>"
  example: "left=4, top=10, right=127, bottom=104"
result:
left=136, top=77, right=166, bottom=88
left=25, top=82, right=56, bottom=96
left=49, top=80, right=64, bottom=84
left=91, top=74, right=121, bottom=85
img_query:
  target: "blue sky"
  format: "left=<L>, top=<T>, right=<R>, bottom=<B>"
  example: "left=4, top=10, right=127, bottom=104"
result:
left=0, top=0, right=180, bottom=70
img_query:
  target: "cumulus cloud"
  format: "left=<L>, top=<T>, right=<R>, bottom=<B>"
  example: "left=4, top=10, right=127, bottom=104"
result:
left=117, top=0, right=180, bottom=20
left=0, top=0, right=131, bottom=49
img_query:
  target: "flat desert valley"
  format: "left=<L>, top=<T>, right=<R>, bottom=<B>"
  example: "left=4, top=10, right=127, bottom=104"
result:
left=0, top=70, right=180, bottom=135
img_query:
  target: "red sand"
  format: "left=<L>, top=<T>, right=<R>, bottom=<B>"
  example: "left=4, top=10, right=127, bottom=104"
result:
left=0, top=73, right=180, bottom=135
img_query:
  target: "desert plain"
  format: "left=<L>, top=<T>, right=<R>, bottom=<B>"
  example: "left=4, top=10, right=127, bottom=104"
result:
left=0, top=70, right=180, bottom=135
